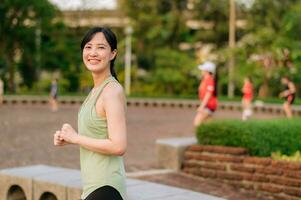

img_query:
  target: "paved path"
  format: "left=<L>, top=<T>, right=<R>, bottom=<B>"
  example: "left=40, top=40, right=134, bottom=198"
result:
left=0, top=104, right=283, bottom=199
left=0, top=104, right=280, bottom=171
left=127, top=178, right=224, bottom=200
left=136, top=171, right=267, bottom=200
left=1, top=165, right=224, bottom=200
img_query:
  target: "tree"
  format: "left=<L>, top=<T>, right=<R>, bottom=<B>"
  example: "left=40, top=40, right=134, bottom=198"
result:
left=120, top=0, right=189, bottom=70
left=0, top=0, right=58, bottom=92
left=236, top=0, right=301, bottom=97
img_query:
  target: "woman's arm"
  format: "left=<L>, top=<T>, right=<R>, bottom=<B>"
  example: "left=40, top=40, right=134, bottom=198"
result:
left=241, top=84, right=246, bottom=94
left=58, top=83, right=127, bottom=156
left=198, top=92, right=212, bottom=111
left=280, top=83, right=296, bottom=97
left=288, top=82, right=296, bottom=94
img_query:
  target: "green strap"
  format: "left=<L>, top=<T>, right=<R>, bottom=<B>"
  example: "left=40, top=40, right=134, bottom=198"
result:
left=92, top=76, right=115, bottom=105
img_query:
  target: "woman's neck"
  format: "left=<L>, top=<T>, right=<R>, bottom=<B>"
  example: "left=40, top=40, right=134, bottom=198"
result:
left=92, top=70, right=112, bottom=89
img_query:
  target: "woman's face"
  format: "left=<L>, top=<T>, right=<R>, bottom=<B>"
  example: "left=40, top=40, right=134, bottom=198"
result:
left=82, top=32, right=117, bottom=73
left=281, top=78, right=288, bottom=85
left=201, top=70, right=209, bottom=77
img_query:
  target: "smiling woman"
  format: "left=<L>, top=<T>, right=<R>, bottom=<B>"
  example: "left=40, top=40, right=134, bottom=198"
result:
left=81, top=28, right=118, bottom=79
left=54, top=27, right=127, bottom=200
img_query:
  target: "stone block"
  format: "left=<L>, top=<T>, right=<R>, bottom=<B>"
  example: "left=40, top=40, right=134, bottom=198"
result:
left=0, top=165, right=64, bottom=200
left=156, top=137, right=197, bottom=170
left=33, top=168, right=81, bottom=200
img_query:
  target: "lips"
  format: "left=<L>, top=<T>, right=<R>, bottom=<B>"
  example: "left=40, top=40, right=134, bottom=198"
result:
left=88, top=58, right=101, bottom=64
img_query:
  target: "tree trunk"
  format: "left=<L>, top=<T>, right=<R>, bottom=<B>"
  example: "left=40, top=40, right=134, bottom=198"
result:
left=7, top=54, right=15, bottom=93
left=258, top=76, right=269, bottom=98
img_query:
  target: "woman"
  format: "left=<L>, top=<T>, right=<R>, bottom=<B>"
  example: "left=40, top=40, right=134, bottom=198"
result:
left=0, top=78, right=3, bottom=105
left=49, top=78, right=58, bottom=112
left=54, top=27, right=127, bottom=200
left=279, top=76, right=296, bottom=118
left=193, top=61, right=218, bottom=127
left=241, top=77, right=253, bottom=121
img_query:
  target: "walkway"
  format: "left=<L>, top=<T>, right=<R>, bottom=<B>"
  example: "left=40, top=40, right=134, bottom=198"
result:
left=0, top=104, right=282, bottom=199
left=0, top=165, right=224, bottom=200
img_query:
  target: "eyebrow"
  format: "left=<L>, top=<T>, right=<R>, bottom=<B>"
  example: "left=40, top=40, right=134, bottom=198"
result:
left=86, top=42, right=107, bottom=47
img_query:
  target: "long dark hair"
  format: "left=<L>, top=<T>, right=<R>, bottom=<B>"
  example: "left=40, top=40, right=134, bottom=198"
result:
left=81, top=27, right=118, bottom=81
left=209, top=72, right=218, bottom=97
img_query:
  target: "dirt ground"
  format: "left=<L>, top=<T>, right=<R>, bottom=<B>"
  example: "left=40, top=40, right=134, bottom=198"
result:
left=0, top=103, right=281, bottom=199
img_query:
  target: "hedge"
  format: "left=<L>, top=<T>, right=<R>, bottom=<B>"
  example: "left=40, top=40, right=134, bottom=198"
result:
left=196, top=119, right=301, bottom=157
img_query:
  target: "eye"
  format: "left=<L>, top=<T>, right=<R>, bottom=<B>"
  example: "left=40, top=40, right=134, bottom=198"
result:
left=84, top=46, right=91, bottom=49
left=98, top=46, right=105, bottom=49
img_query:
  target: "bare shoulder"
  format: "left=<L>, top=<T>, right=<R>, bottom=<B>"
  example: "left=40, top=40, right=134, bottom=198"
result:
left=287, top=82, right=295, bottom=89
left=102, top=81, right=125, bottom=100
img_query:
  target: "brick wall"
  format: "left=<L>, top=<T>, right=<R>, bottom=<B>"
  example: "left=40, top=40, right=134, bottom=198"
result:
left=182, top=145, right=301, bottom=200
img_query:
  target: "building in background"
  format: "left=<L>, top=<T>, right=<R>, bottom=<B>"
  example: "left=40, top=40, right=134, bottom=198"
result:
left=49, top=0, right=127, bottom=28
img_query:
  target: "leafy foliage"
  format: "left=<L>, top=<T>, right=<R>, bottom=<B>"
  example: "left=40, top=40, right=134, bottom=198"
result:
left=1, top=0, right=301, bottom=96
left=196, top=119, right=301, bottom=157
left=234, top=0, right=301, bottom=97
left=272, top=151, right=301, bottom=162
left=0, top=0, right=58, bottom=91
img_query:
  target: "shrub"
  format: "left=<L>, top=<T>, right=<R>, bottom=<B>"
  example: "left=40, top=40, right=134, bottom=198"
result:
left=271, top=151, right=301, bottom=162
left=196, top=119, right=301, bottom=157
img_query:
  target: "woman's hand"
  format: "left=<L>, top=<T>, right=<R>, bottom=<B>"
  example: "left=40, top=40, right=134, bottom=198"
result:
left=59, top=123, right=79, bottom=144
left=279, top=91, right=288, bottom=98
left=53, top=131, right=68, bottom=146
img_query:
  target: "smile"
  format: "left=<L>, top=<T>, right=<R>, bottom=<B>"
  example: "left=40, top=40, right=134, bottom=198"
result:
left=88, top=59, right=101, bottom=64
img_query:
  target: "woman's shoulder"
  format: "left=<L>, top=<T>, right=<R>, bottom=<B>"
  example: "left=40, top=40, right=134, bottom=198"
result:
left=102, top=81, right=124, bottom=99
left=288, top=81, right=295, bottom=86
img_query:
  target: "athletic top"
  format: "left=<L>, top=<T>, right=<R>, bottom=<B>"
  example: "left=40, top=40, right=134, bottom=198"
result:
left=78, top=76, right=127, bottom=200
left=50, top=82, right=58, bottom=98
left=284, top=83, right=296, bottom=104
left=242, top=82, right=253, bottom=101
left=198, top=74, right=217, bottom=110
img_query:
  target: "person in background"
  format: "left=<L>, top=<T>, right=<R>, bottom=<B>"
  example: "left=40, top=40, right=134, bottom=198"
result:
left=194, top=61, right=218, bottom=128
left=241, top=77, right=253, bottom=121
left=0, top=78, right=4, bottom=105
left=54, top=27, right=127, bottom=200
left=279, top=76, right=296, bottom=118
left=49, top=78, right=58, bottom=112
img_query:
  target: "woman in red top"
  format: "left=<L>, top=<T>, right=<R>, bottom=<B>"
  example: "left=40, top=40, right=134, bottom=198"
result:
left=279, top=76, right=296, bottom=118
left=241, top=77, right=253, bottom=121
left=193, top=61, right=218, bottom=127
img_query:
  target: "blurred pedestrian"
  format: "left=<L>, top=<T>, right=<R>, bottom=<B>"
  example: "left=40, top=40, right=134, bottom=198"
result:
left=54, top=27, right=126, bottom=200
left=241, top=77, right=253, bottom=121
left=279, top=76, right=296, bottom=118
left=194, top=61, right=218, bottom=128
left=49, top=78, right=58, bottom=112
left=0, top=78, right=3, bottom=105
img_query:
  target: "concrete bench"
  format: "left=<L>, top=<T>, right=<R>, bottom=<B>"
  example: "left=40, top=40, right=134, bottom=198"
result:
left=156, top=137, right=197, bottom=171
left=0, top=165, right=224, bottom=200
left=0, top=165, right=81, bottom=200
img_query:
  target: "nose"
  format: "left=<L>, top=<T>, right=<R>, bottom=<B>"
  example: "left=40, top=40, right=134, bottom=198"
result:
left=90, top=47, right=98, bottom=56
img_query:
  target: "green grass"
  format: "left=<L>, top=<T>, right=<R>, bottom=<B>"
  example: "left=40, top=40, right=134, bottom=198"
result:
left=196, top=118, right=301, bottom=157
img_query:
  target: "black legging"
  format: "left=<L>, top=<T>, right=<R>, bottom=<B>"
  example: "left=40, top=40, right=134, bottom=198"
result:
left=85, top=185, right=123, bottom=200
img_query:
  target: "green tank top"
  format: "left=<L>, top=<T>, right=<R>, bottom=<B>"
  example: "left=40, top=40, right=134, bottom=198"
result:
left=78, top=76, right=127, bottom=200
